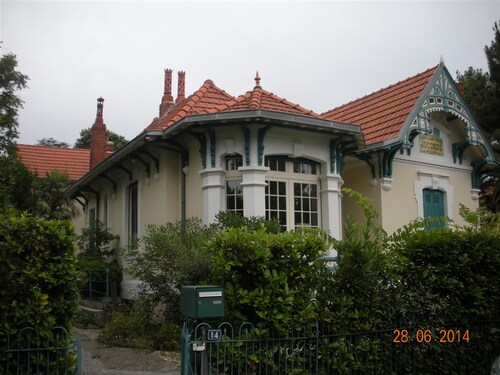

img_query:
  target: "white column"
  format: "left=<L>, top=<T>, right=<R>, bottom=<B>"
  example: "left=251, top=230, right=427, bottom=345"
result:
left=239, top=166, right=269, bottom=218
left=320, top=174, right=344, bottom=240
left=200, top=168, right=225, bottom=224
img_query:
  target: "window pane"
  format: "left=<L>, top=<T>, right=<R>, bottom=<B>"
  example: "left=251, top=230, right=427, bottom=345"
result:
left=311, top=184, right=317, bottom=196
left=303, top=198, right=309, bottom=211
left=311, top=213, right=318, bottom=226
left=294, top=183, right=301, bottom=196
left=270, top=181, right=277, bottom=195
left=271, top=196, right=277, bottom=210
left=294, top=197, right=301, bottom=210
left=279, top=197, right=286, bottom=209
left=295, top=212, right=301, bottom=225
left=226, top=155, right=243, bottom=170
left=277, top=160, right=285, bottom=171
left=311, top=198, right=317, bottom=212
left=303, top=213, right=310, bottom=224
left=236, top=196, right=243, bottom=210
left=279, top=181, right=286, bottom=195
left=279, top=211, right=287, bottom=226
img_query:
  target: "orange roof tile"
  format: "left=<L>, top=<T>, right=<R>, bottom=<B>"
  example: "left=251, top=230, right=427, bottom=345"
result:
left=147, top=76, right=323, bottom=131
left=147, top=80, right=235, bottom=131
left=224, top=84, right=323, bottom=118
left=322, top=66, right=438, bottom=145
left=17, top=144, right=90, bottom=181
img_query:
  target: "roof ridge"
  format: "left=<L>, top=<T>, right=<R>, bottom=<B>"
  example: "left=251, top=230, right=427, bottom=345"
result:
left=17, top=143, right=90, bottom=151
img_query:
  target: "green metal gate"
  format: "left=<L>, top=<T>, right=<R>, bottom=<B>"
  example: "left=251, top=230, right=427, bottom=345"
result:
left=1, top=326, right=81, bottom=375
left=181, top=320, right=500, bottom=375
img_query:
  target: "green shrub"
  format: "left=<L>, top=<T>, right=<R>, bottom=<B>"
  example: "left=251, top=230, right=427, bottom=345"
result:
left=209, top=226, right=331, bottom=333
left=99, top=297, right=180, bottom=350
left=214, top=211, right=282, bottom=233
left=125, top=217, right=216, bottom=318
left=0, top=211, right=80, bottom=370
left=77, top=220, right=121, bottom=299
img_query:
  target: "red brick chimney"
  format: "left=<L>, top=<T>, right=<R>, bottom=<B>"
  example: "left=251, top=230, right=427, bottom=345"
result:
left=90, top=97, right=107, bottom=168
left=159, top=68, right=175, bottom=116
left=176, top=71, right=186, bottom=104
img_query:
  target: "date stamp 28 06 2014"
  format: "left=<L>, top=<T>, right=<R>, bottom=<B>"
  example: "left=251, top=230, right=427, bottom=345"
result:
left=393, top=329, right=470, bottom=344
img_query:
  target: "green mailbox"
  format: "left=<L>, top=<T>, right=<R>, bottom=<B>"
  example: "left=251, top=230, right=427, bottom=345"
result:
left=181, top=285, right=224, bottom=319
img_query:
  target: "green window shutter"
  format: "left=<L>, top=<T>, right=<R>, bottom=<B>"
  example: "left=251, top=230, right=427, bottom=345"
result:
left=423, top=189, right=445, bottom=229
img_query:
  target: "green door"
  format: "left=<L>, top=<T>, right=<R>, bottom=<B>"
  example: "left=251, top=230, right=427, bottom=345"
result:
left=423, top=189, right=445, bottom=229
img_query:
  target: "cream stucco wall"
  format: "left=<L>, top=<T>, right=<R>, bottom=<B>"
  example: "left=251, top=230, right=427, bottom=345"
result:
left=341, top=158, right=382, bottom=230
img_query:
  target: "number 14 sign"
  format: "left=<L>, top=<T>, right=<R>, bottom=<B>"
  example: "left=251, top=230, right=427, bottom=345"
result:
left=207, top=329, right=222, bottom=341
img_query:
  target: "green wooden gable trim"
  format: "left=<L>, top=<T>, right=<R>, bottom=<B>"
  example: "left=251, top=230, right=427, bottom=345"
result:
left=400, top=64, right=495, bottom=161
left=377, top=63, right=497, bottom=183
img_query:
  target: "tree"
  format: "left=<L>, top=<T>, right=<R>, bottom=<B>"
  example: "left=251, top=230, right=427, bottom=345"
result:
left=0, top=49, right=29, bottom=157
left=37, top=137, right=70, bottom=148
left=74, top=127, right=128, bottom=149
left=0, top=50, right=29, bottom=212
left=31, top=171, right=77, bottom=220
left=457, top=21, right=500, bottom=212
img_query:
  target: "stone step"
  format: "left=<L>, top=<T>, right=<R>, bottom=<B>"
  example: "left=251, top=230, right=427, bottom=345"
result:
left=77, top=301, right=111, bottom=328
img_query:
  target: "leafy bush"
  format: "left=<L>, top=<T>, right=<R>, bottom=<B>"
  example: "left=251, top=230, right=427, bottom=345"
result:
left=0, top=211, right=80, bottom=370
left=125, top=217, right=216, bottom=318
left=77, top=220, right=121, bottom=298
left=326, top=188, right=394, bottom=331
left=99, top=296, right=180, bottom=350
left=209, top=226, right=331, bottom=333
left=213, top=211, right=282, bottom=233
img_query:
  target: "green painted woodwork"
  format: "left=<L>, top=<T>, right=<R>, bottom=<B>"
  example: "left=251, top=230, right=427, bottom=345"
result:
left=188, top=131, right=207, bottom=169
left=257, top=126, right=271, bottom=166
left=180, top=285, right=225, bottom=319
left=240, top=126, right=250, bottom=166
left=423, top=189, right=445, bottom=229
left=329, top=137, right=356, bottom=175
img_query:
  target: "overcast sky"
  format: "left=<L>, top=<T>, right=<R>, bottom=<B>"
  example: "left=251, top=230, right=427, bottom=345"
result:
left=1, top=0, right=499, bottom=146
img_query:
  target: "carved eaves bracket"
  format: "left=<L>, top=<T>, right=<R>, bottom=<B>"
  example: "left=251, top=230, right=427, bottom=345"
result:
left=330, top=137, right=357, bottom=175
left=188, top=131, right=207, bottom=169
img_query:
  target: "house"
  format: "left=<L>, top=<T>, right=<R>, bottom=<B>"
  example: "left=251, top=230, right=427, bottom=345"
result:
left=17, top=144, right=90, bottom=233
left=67, top=63, right=499, bottom=299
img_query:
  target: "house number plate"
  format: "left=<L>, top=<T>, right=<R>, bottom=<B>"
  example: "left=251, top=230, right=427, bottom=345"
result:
left=207, top=329, right=222, bottom=341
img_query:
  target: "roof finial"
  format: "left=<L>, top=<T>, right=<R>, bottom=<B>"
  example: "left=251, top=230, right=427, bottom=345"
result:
left=439, top=54, right=445, bottom=65
left=254, top=71, right=261, bottom=87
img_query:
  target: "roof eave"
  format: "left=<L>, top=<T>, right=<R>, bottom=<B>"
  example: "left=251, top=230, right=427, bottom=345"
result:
left=166, top=109, right=365, bottom=146
left=67, top=130, right=164, bottom=196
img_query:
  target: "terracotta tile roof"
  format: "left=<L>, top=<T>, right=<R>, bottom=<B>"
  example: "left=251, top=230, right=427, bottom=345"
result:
left=17, top=144, right=90, bottom=181
left=224, top=84, right=323, bottom=118
left=147, top=75, right=322, bottom=131
left=322, top=66, right=438, bottom=145
left=147, top=80, right=235, bottom=131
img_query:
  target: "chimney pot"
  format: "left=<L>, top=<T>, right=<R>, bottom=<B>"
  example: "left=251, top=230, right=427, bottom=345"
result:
left=159, top=68, right=175, bottom=116
left=176, top=71, right=186, bottom=104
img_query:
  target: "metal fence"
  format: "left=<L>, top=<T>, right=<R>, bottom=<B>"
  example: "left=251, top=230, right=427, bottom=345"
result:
left=0, top=326, right=81, bottom=375
left=181, top=320, right=500, bottom=375
left=82, top=268, right=110, bottom=301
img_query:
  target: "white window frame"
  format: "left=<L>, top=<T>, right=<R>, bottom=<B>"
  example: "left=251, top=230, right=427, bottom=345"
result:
left=225, top=154, right=244, bottom=214
left=265, top=157, right=321, bottom=231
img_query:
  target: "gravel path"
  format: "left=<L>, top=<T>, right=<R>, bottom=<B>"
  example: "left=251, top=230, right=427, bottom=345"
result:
left=73, top=327, right=181, bottom=375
